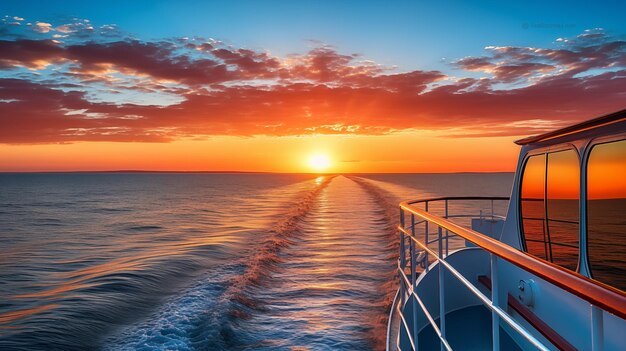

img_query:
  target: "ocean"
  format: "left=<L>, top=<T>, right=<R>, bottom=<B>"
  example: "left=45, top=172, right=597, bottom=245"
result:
left=0, top=173, right=513, bottom=351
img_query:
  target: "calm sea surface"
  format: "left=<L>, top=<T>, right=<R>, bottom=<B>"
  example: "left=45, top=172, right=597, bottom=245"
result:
left=0, top=173, right=513, bottom=350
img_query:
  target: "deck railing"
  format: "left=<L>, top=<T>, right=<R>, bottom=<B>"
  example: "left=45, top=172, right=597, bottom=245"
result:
left=395, top=196, right=626, bottom=351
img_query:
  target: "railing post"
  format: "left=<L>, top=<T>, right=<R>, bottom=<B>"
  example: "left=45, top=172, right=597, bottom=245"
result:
left=425, top=201, right=429, bottom=272
left=400, top=274, right=406, bottom=313
left=491, top=254, right=500, bottom=351
left=400, top=209, right=406, bottom=309
left=411, top=214, right=417, bottom=287
left=591, top=305, right=604, bottom=351
left=400, top=209, right=406, bottom=269
left=411, top=214, right=419, bottom=350
left=438, top=226, right=446, bottom=351
left=444, top=200, right=449, bottom=257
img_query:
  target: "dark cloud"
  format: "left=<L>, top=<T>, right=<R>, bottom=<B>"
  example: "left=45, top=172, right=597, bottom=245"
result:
left=66, top=40, right=234, bottom=85
left=0, top=39, right=64, bottom=69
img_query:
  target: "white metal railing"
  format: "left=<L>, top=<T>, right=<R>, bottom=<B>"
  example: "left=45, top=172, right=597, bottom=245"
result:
left=395, top=196, right=626, bottom=351
left=396, top=197, right=544, bottom=351
left=397, top=197, right=529, bottom=351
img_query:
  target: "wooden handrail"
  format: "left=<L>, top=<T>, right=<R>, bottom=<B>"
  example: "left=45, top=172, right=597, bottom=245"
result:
left=400, top=199, right=626, bottom=320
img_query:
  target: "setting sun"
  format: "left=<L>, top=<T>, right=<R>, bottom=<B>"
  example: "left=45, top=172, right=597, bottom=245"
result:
left=308, top=154, right=331, bottom=172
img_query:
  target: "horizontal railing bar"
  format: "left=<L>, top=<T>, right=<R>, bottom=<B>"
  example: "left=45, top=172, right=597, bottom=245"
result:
left=399, top=259, right=452, bottom=351
left=406, top=215, right=506, bottom=231
left=419, top=214, right=506, bottom=220
left=404, top=213, right=506, bottom=230
left=398, top=267, right=413, bottom=293
left=398, top=202, right=626, bottom=320
left=445, top=214, right=498, bottom=219
left=447, top=214, right=504, bottom=218
left=401, top=223, right=424, bottom=231
left=398, top=261, right=454, bottom=350
left=411, top=214, right=506, bottom=220
left=426, top=235, right=458, bottom=245
left=399, top=308, right=417, bottom=349
left=399, top=226, right=551, bottom=351
left=406, top=196, right=509, bottom=205
left=403, top=220, right=427, bottom=230
left=411, top=290, right=453, bottom=351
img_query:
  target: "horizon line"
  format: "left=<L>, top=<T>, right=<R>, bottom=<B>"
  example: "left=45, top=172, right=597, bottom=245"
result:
left=0, top=170, right=516, bottom=174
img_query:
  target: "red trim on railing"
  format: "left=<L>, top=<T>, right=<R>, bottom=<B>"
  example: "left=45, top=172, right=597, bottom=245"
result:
left=507, top=294, right=577, bottom=351
left=400, top=199, right=626, bottom=320
left=478, top=275, right=577, bottom=351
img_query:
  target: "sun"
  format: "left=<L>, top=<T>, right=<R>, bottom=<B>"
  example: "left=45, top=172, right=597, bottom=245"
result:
left=308, top=153, right=331, bottom=172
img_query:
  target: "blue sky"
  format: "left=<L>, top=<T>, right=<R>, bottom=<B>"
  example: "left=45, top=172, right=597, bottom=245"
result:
left=4, top=0, right=625, bottom=73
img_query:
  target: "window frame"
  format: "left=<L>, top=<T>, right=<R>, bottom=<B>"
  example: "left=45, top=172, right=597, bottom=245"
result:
left=582, top=134, right=626, bottom=283
left=518, top=144, right=581, bottom=271
left=519, top=153, right=548, bottom=259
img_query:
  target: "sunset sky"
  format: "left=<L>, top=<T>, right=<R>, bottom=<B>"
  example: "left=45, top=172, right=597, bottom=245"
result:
left=1, top=1, right=625, bottom=172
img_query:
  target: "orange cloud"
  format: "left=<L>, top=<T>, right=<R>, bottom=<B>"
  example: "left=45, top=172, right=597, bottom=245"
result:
left=0, top=28, right=624, bottom=145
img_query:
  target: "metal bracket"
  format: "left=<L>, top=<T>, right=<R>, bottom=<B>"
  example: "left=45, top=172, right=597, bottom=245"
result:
left=518, top=279, right=536, bottom=307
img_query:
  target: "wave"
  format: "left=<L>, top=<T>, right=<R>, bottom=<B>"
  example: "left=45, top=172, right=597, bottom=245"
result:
left=212, top=175, right=399, bottom=351
left=347, top=176, right=401, bottom=351
left=202, top=176, right=336, bottom=347
left=1, top=258, right=212, bottom=351
left=104, top=176, right=335, bottom=350
left=126, top=225, right=164, bottom=231
left=103, top=266, right=235, bottom=351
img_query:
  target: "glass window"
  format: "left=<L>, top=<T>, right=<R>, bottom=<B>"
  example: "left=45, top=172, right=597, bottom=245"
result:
left=521, top=155, right=548, bottom=260
left=520, top=150, right=580, bottom=270
left=546, top=150, right=580, bottom=271
left=587, top=139, right=626, bottom=291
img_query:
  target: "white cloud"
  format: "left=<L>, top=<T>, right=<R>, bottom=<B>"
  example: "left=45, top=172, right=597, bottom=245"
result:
left=55, top=24, right=74, bottom=33
left=33, top=21, right=52, bottom=33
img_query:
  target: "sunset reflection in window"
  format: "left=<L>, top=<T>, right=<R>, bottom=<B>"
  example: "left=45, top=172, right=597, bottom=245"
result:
left=587, top=139, right=626, bottom=291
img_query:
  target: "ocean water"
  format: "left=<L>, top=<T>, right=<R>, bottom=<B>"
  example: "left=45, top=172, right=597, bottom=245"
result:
left=0, top=173, right=513, bottom=351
